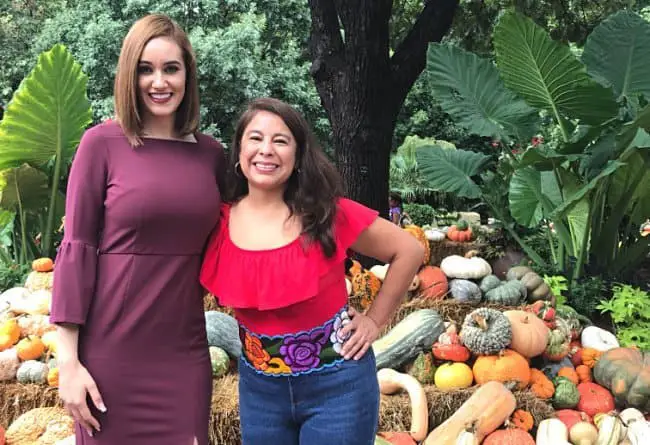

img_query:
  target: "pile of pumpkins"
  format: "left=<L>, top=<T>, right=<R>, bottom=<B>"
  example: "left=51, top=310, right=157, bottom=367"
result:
left=0, top=258, right=59, bottom=387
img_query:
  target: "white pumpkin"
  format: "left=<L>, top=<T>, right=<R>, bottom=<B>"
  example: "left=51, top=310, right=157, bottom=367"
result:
left=425, top=229, right=446, bottom=242
left=626, top=419, right=650, bottom=445
left=580, top=326, right=619, bottom=351
left=440, top=254, right=492, bottom=280
left=9, top=289, right=51, bottom=315
left=370, top=263, right=419, bottom=291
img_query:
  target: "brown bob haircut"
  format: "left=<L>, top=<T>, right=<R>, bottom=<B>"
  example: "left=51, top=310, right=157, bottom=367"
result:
left=114, top=14, right=199, bottom=146
left=227, top=98, right=344, bottom=258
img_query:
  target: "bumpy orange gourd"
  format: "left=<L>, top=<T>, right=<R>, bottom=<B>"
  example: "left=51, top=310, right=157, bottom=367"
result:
left=557, top=367, right=579, bottom=385
left=511, top=409, right=534, bottom=431
left=473, top=349, right=531, bottom=390
left=529, top=368, right=555, bottom=399
left=16, top=336, right=45, bottom=361
left=351, top=270, right=381, bottom=310
left=575, top=365, right=592, bottom=383
left=417, top=266, right=448, bottom=300
left=47, top=367, right=59, bottom=387
left=31, top=257, right=54, bottom=272
left=403, top=225, right=430, bottom=265
left=581, top=348, right=603, bottom=368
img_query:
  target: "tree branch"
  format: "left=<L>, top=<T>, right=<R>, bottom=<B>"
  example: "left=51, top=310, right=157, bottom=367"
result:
left=390, top=0, right=459, bottom=105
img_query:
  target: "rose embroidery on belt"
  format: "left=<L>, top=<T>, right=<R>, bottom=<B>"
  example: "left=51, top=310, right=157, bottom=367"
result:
left=279, top=324, right=332, bottom=373
left=330, top=309, right=351, bottom=354
left=244, top=332, right=270, bottom=371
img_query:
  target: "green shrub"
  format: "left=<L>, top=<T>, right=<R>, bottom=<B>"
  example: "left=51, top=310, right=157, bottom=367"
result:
left=403, top=203, right=435, bottom=226
left=597, top=284, right=650, bottom=350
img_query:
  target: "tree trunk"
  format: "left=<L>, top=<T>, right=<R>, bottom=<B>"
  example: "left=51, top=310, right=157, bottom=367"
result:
left=307, top=0, right=459, bottom=217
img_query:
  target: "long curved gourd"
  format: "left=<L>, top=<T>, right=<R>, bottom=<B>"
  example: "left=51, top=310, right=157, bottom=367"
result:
left=377, top=368, right=428, bottom=442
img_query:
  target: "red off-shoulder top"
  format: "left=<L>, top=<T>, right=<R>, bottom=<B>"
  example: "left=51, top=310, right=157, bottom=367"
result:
left=199, top=198, right=379, bottom=335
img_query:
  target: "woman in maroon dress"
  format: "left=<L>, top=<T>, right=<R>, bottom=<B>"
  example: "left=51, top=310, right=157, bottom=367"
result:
left=50, top=14, right=225, bottom=445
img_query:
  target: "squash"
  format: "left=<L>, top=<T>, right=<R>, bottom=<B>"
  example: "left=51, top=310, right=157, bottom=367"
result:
left=479, top=274, right=502, bottom=294
left=581, top=326, right=619, bottom=352
left=351, top=269, right=382, bottom=309
left=432, top=325, right=470, bottom=363
left=557, top=367, right=579, bottom=385
left=417, top=266, right=448, bottom=300
left=506, top=266, right=553, bottom=302
left=503, top=310, right=549, bottom=358
left=204, top=311, right=241, bottom=358
left=525, top=300, right=556, bottom=329
left=373, top=309, right=444, bottom=370
left=47, top=367, right=59, bottom=387
left=405, top=351, right=437, bottom=384
left=423, top=381, right=517, bottom=444
left=473, top=349, right=531, bottom=390
left=377, top=368, right=428, bottom=442
left=581, top=348, right=603, bottom=368
left=555, top=409, right=592, bottom=431
left=593, top=412, right=624, bottom=445
left=0, top=318, right=20, bottom=351
left=530, top=368, right=555, bottom=399
left=455, top=427, right=479, bottom=445
left=536, top=418, right=569, bottom=445
left=544, top=318, right=572, bottom=361
left=16, top=360, right=49, bottom=384
left=593, top=348, right=650, bottom=411
left=576, top=382, right=615, bottom=417
left=209, top=346, right=230, bottom=377
left=510, top=409, right=534, bottom=431
left=575, top=365, right=591, bottom=383
left=403, top=225, right=431, bottom=265
left=447, top=221, right=473, bottom=242
left=17, top=314, right=56, bottom=337
left=376, top=432, right=417, bottom=445
left=483, top=426, right=535, bottom=444
left=553, top=376, right=580, bottom=409
left=568, top=421, right=598, bottom=445
left=31, top=257, right=54, bottom=273
left=626, top=419, right=650, bottom=444
left=619, top=408, right=645, bottom=426
left=440, top=252, right=492, bottom=280
left=425, top=228, right=446, bottom=242
left=484, top=280, right=526, bottom=305
left=434, top=362, right=473, bottom=390
left=0, top=348, right=20, bottom=381
left=8, top=289, right=51, bottom=316
left=460, top=308, right=512, bottom=355
left=15, top=335, right=45, bottom=361
left=448, top=279, right=481, bottom=303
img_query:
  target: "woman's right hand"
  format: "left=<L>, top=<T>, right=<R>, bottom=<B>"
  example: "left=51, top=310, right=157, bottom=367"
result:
left=58, top=360, right=106, bottom=437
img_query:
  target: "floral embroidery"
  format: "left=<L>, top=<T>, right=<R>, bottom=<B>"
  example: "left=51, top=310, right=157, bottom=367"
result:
left=330, top=309, right=351, bottom=354
left=240, top=306, right=348, bottom=376
left=244, top=332, right=270, bottom=371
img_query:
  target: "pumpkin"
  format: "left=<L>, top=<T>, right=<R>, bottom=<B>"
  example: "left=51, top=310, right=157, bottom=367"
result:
left=568, top=421, right=598, bottom=445
left=0, top=348, right=20, bottom=381
left=530, top=368, right=555, bottom=399
left=536, top=418, right=569, bottom=445
left=576, top=365, right=591, bottom=383
left=432, top=324, right=471, bottom=363
left=447, top=221, right=473, bottom=242
left=405, top=352, right=437, bottom=384
left=403, top=225, right=431, bottom=265
left=31, top=257, right=54, bottom=273
left=434, top=362, right=474, bottom=390
left=593, top=347, right=650, bottom=411
left=16, top=360, right=49, bottom=384
left=440, top=251, right=492, bottom=280
left=510, top=409, right=534, bottom=431
left=204, top=311, right=242, bottom=358
left=209, top=346, right=230, bottom=377
left=503, top=310, right=549, bottom=358
left=41, top=330, right=58, bottom=355
left=373, top=309, right=444, bottom=370
left=377, top=368, right=428, bottom=442
left=626, top=418, right=650, bottom=444
left=4, top=407, right=73, bottom=445
left=541, top=357, right=575, bottom=379
left=484, top=280, right=526, bottom=305
left=482, top=426, right=535, bottom=444
left=424, top=228, right=446, bottom=242
left=581, top=348, right=603, bottom=368
left=47, top=367, right=59, bottom=387
left=0, top=318, right=21, bottom=351
left=8, top=289, right=51, bottom=316
left=581, top=326, right=619, bottom=352
left=544, top=318, right=572, bottom=361
left=16, top=335, right=45, bottom=361
left=0, top=425, right=4, bottom=445
left=479, top=275, right=502, bottom=294
left=555, top=409, right=592, bottom=431
left=593, top=412, right=624, bottom=445
left=24, top=271, right=53, bottom=292
left=423, top=381, right=517, bottom=444
left=17, top=314, right=56, bottom=337
left=525, top=300, right=556, bottom=329
left=371, top=264, right=420, bottom=291
left=556, top=304, right=591, bottom=340
left=574, top=381, right=615, bottom=417
left=460, top=308, right=512, bottom=355
left=351, top=269, right=382, bottom=309
left=553, top=376, right=580, bottom=409
left=473, top=349, right=531, bottom=390
left=506, top=266, right=553, bottom=302
left=557, top=367, right=579, bottom=385
left=376, top=432, right=417, bottom=445
left=417, top=266, right=448, bottom=300
left=448, top=279, right=481, bottom=303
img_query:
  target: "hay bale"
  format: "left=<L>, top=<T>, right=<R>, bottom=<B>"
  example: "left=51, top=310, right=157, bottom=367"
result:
left=0, top=382, right=62, bottom=429
left=209, top=375, right=240, bottom=445
left=379, top=385, right=554, bottom=433
left=203, top=293, right=235, bottom=317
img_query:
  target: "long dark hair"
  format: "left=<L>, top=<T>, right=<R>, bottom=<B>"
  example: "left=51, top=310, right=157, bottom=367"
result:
left=226, top=98, right=343, bottom=257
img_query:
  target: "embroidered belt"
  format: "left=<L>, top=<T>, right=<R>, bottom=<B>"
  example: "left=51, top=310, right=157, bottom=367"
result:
left=239, top=306, right=351, bottom=377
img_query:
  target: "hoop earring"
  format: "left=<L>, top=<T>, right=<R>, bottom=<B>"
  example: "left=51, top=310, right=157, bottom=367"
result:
left=234, top=162, right=242, bottom=177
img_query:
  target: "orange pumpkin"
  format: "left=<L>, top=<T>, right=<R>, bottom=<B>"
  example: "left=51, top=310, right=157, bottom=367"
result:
left=16, top=335, right=46, bottom=361
left=581, top=348, right=603, bottom=368
left=31, top=257, right=54, bottom=272
left=403, top=225, right=430, bottom=265
left=482, top=426, right=535, bottom=444
left=576, top=382, right=615, bottom=417
left=0, top=319, right=21, bottom=351
left=47, top=367, right=59, bottom=387
left=417, top=266, right=448, bottom=300
left=473, top=349, right=531, bottom=390
left=529, top=368, right=554, bottom=399
left=446, top=221, right=473, bottom=242
left=510, top=409, right=534, bottom=431
left=555, top=409, right=592, bottom=431
left=576, top=365, right=592, bottom=383
left=503, top=310, right=549, bottom=358
left=557, top=367, right=579, bottom=385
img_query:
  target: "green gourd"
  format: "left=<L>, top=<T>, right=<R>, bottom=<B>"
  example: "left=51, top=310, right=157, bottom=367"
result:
left=479, top=274, right=502, bottom=294
left=16, top=360, right=48, bottom=384
left=552, top=376, right=580, bottom=409
left=204, top=311, right=241, bottom=358
left=484, top=280, right=526, bottom=305
left=460, top=307, right=512, bottom=355
left=209, top=346, right=230, bottom=378
left=449, top=279, right=482, bottom=303
left=406, top=352, right=437, bottom=384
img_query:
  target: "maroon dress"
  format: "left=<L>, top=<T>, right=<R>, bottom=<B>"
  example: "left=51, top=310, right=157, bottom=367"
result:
left=50, top=121, right=224, bottom=445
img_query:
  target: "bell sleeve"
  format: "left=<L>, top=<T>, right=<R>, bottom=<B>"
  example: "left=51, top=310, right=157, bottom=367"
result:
left=50, top=126, right=108, bottom=326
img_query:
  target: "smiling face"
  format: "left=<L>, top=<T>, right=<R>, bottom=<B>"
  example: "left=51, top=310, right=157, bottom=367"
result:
left=238, top=110, right=298, bottom=192
left=137, top=36, right=186, bottom=121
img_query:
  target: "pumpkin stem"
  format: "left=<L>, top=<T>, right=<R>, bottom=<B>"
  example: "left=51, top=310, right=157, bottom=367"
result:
left=472, top=314, right=488, bottom=331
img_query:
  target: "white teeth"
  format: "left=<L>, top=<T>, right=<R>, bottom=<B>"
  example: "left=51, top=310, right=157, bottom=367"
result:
left=254, top=163, right=277, bottom=171
left=150, top=93, right=171, bottom=99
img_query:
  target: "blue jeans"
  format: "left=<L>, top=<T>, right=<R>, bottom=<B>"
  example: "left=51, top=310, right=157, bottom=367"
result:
left=238, top=350, right=380, bottom=445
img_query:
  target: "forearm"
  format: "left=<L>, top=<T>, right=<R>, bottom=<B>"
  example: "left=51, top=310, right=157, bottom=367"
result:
left=365, top=246, right=423, bottom=329
left=56, top=323, right=80, bottom=366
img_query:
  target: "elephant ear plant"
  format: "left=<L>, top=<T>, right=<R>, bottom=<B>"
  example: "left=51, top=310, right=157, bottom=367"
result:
left=0, top=43, right=92, bottom=263
left=417, top=9, right=650, bottom=284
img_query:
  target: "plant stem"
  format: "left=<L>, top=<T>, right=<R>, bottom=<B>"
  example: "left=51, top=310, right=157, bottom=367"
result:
left=14, top=174, right=27, bottom=265
left=545, top=221, right=558, bottom=265
left=43, top=126, right=64, bottom=258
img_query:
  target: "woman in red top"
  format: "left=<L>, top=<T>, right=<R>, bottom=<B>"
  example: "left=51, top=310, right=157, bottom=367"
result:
left=200, top=98, right=423, bottom=445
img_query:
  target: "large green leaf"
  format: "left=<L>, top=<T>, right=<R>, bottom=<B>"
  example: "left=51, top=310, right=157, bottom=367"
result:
left=493, top=11, right=618, bottom=126
left=0, top=43, right=92, bottom=170
left=582, top=11, right=650, bottom=102
left=415, top=146, right=490, bottom=199
left=0, top=165, right=50, bottom=212
left=425, top=43, right=539, bottom=141
left=508, top=167, right=562, bottom=227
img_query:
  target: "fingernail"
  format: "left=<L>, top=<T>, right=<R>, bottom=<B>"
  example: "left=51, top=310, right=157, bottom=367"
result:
left=99, top=404, right=107, bottom=412
left=88, top=430, right=93, bottom=437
